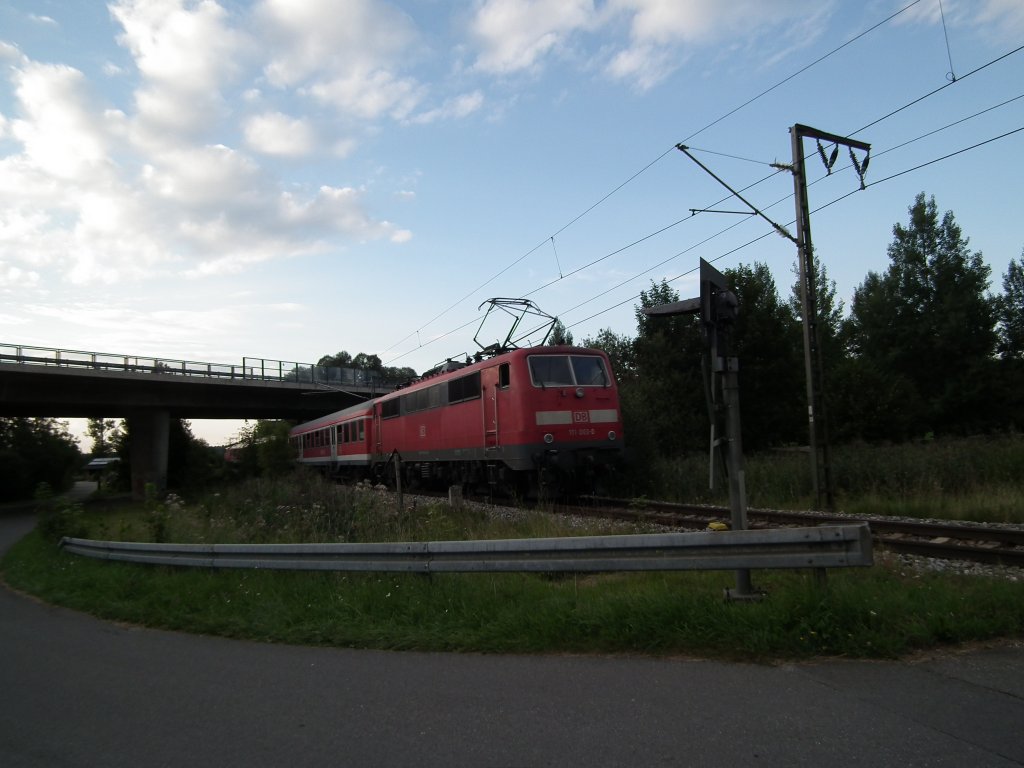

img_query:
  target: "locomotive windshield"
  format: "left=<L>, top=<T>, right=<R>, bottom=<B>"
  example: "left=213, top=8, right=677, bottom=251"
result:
left=529, top=354, right=609, bottom=387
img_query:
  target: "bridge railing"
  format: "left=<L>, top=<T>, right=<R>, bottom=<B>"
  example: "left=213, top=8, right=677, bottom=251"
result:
left=0, top=342, right=382, bottom=391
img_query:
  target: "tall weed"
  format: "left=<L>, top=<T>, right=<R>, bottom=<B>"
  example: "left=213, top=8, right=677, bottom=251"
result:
left=650, top=434, right=1024, bottom=521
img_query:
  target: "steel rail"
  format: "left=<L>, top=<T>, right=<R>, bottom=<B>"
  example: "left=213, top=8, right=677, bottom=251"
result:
left=578, top=496, right=1024, bottom=567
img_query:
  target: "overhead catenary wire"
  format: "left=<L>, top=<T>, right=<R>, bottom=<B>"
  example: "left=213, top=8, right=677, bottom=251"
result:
left=380, top=2, right=931, bottom=361
left=551, top=57, right=1024, bottom=333
left=938, top=0, right=957, bottom=82
left=383, top=33, right=1023, bottom=368
left=384, top=108, right=1024, bottom=366
left=562, top=122, right=1024, bottom=334
left=379, top=145, right=678, bottom=356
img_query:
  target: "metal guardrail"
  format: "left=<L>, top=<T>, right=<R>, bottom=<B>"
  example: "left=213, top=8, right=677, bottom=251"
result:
left=0, top=342, right=383, bottom=389
left=60, top=524, right=873, bottom=573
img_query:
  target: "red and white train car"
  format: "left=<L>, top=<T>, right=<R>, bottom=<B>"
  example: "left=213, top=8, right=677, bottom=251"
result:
left=289, top=345, right=624, bottom=494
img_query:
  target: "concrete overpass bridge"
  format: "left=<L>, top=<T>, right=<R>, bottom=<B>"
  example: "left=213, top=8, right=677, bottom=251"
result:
left=0, top=343, right=393, bottom=497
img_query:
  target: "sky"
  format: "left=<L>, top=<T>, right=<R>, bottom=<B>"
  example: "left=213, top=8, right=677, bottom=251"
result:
left=2, top=0, right=1023, bottom=449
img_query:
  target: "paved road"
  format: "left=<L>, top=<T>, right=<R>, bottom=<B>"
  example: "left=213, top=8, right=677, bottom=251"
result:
left=2, top=496, right=1023, bottom=767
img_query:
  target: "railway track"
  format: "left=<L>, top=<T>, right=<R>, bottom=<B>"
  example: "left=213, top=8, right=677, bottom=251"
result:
left=571, top=496, right=1024, bottom=568
left=396, top=488, right=1024, bottom=568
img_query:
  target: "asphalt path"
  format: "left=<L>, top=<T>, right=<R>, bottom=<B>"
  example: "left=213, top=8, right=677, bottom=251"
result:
left=2, top=489, right=1023, bottom=767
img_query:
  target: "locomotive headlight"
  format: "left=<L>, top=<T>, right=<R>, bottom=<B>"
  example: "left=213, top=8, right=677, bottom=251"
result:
left=543, top=433, right=554, bottom=444
left=575, top=387, right=584, bottom=399
left=608, top=431, right=617, bottom=441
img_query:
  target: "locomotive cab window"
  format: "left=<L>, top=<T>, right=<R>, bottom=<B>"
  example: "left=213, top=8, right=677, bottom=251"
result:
left=529, top=354, right=609, bottom=387
left=498, top=362, right=510, bottom=388
left=571, top=355, right=609, bottom=386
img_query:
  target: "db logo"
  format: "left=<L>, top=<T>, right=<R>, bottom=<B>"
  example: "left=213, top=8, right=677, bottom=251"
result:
left=573, top=411, right=590, bottom=423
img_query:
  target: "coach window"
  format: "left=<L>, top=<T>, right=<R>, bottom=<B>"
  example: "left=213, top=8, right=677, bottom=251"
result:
left=498, top=362, right=510, bottom=388
left=359, top=421, right=365, bottom=441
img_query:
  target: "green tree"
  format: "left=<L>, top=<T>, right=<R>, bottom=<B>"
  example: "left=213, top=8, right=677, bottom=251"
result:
left=724, top=262, right=804, bottom=449
left=581, top=328, right=635, bottom=382
left=232, top=419, right=294, bottom=477
left=352, top=352, right=383, bottom=371
left=0, top=418, right=81, bottom=501
left=548, top=319, right=574, bottom=346
left=317, top=351, right=353, bottom=367
left=317, top=350, right=416, bottom=385
left=631, top=280, right=707, bottom=458
left=998, top=254, right=1024, bottom=359
left=86, top=418, right=121, bottom=456
left=789, top=256, right=845, bottom=374
left=996, top=253, right=1024, bottom=429
left=844, top=193, right=997, bottom=435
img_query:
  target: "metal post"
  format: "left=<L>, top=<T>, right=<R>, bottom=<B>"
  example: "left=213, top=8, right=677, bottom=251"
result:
left=716, top=330, right=754, bottom=599
left=790, top=126, right=825, bottom=510
left=789, top=124, right=868, bottom=512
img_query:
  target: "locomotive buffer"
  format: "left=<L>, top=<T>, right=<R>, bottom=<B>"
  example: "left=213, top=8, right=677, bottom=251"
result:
left=642, top=258, right=757, bottom=600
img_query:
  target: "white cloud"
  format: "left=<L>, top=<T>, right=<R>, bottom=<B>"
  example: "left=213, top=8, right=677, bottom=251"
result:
left=257, top=0, right=417, bottom=84
left=467, top=0, right=828, bottom=89
left=256, top=0, right=426, bottom=119
left=109, top=0, right=250, bottom=139
left=28, top=14, right=58, bottom=26
left=307, top=67, right=423, bottom=120
left=243, top=111, right=316, bottom=156
left=141, top=144, right=266, bottom=209
left=470, top=0, right=596, bottom=75
left=281, top=185, right=395, bottom=238
left=0, top=261, right=40, bottom=289
left=332, top=138, right=358, bottom=158
left=901, top=0, right=1024, bottom=40
left=978, top=0, right=1024, bottom=36
left=605, top=44, right=678, bottom=90
left=606, top=0, right=830, bottom=88
left=9, top=62, right=112, bottom=179
left=0, top=52, right=408, bottom=292
left=0, top=42, right=24, bottom=61
left=409, top=91, right=485, bottom=124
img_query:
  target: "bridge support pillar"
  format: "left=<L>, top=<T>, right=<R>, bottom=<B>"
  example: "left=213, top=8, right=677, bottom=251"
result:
left=128, top=409, right=169, bottom=500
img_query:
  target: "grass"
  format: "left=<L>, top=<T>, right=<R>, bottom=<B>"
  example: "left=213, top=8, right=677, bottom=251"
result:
left=4, top=471, right=1024, bottom=661
left=650, top=434, right=1024, bottom=523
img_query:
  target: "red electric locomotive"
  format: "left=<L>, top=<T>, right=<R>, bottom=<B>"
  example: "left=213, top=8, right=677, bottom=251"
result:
left=289, top=344, right=624, bottom=495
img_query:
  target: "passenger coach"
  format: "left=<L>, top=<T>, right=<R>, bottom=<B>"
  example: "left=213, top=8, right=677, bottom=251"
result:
left=289, top=345, right=624, bottom=495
